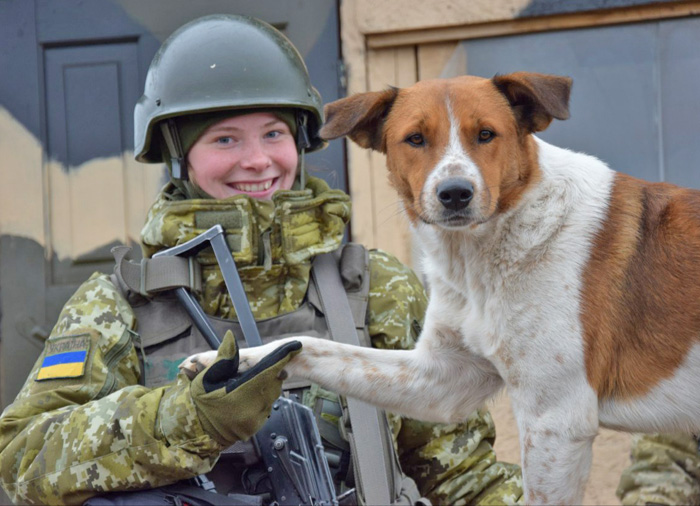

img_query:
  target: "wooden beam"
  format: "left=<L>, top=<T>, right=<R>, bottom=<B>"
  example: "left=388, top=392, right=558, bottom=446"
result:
left=340, top=0, right=376, bottom=247
left=417, top=42, right=460, bottom=81
left=364, top=47, right=417, bottom=266
left=367, top=1, right=700, bottom=48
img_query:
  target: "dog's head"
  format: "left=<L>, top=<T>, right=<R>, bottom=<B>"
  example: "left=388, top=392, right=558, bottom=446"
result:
left=321, top=72, right=571, bottom=229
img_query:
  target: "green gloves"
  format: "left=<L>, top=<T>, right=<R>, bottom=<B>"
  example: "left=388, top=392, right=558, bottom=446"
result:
left=190, top=330, right=301, bottom=446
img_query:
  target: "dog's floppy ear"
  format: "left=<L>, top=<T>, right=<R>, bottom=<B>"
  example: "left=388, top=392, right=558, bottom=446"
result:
left=320, top=88, right=399, bottom=152
left=492, top=72, right=572, bottom=133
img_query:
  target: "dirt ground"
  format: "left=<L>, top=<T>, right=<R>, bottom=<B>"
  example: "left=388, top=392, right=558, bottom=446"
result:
left=489, top=393, right=632, bottom=505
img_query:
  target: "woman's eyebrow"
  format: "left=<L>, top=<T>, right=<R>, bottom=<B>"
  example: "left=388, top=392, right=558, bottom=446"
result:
left=263, top=119, right=287, bottom=128
left=206, top=119, right=286, bottom=134
left=206, top=125, right=243, bottom=134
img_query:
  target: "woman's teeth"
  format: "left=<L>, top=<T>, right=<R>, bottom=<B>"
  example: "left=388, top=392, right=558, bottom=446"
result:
left=232, top=180, right=273, bottom=192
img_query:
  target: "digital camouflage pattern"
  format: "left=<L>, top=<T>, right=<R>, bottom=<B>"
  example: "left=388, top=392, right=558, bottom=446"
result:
left=0, top=274, right=222, bottom=505
left=142, top=177, right=351, bottom=320
left=0, top=177, right=522, bottom=505
left=617, top=433, right=700, bottom=505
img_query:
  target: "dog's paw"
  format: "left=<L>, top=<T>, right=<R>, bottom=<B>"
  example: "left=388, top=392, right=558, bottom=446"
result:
left=238, top=339, right=300, bottom=372
left=179, top=350, right=218, bottom=380
left=238, top=346, right=271, bottom=372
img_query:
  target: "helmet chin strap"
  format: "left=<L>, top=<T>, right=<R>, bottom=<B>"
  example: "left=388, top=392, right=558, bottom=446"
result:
left=296, top=111, right=311, bottom=189
left=160, top=119, right=188, bottom=180
left=299, top=148, right=307, bottom=189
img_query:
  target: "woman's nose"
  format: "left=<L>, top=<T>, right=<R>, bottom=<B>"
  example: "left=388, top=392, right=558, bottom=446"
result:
left=240, top=140, right=271, bottom=171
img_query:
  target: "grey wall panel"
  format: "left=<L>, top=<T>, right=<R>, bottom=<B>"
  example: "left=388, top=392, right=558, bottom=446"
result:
left=36, top=0, right=151, bottom=43
left=0, top=236, right=49, bottom=425
left=45, top=42, right=140, bottom=168
left=463, top=22, right=663, bottom=182
left=64, top=64, right=124, bottom=161
left=0, top=0, right=42, bottom=140
left=302, top=1, right=345, bottom=190
left=517, top=0, right=679, bottom=18
left=659, top=17, right=700, bottom=189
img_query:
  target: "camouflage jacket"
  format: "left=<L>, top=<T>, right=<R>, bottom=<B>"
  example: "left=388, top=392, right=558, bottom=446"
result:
left=0, top=178, right=522, bottom=505
left=617, top=433, right=700, bottom=505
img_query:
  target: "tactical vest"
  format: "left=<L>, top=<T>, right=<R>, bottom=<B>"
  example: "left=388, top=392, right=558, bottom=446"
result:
left=110, top=243, right=429, bottom=506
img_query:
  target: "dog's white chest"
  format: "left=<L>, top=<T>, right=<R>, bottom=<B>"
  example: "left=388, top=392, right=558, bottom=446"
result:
left=420, top=144, right=617, bottom=391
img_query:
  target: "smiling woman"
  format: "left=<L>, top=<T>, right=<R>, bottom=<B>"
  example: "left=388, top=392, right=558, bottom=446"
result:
left=187, top=112, right=299, bottom=200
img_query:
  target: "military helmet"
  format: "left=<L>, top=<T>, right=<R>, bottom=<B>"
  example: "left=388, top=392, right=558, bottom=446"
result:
left=134, top=14, right=325, bottom=164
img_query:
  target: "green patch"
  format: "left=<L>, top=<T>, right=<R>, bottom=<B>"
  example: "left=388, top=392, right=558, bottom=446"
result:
left=164, top=357, right=187, bottom=381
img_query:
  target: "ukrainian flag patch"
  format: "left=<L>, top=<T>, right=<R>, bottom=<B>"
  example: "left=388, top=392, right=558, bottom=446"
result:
left=36, top=334, right=91, bottom=381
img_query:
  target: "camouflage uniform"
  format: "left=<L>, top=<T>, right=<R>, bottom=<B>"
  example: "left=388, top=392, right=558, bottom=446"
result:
left=0, top=177, right=522, bottom=505
left=617, top=433, right=700, bottom=505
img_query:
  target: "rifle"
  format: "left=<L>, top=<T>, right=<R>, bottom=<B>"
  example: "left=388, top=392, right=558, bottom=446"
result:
left=154, top=225, right=339, bottom=506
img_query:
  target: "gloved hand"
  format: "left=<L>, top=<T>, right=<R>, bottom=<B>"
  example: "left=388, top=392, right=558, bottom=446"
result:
left=190, top=330, right=301, bottom=446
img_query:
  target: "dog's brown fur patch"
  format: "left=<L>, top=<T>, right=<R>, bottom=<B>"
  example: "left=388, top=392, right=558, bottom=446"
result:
left=582, top=173, right=700, bottom=398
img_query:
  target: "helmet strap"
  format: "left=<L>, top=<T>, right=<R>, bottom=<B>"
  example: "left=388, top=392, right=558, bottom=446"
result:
left=299, top=148, right=306, bottom=188
left=296, top=112, right=311, bottom=189
left=160, top=119, right=188, bottom=181
left=296, top=112, right=312, bottom=152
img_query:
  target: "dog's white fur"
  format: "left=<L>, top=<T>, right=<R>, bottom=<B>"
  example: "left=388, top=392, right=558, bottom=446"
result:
left=182, top=75, right=700, bottom=504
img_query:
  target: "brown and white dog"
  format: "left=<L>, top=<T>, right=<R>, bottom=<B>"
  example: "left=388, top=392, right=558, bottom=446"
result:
left=183, top=72, right=700, bottom=504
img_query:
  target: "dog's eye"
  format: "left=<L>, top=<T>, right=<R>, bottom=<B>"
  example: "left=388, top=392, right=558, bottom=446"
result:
left=478, top=130, right=495, bottom=143
left=405, top=133, right=425, bottom=147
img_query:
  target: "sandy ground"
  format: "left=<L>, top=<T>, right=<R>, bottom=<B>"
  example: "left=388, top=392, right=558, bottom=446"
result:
left=489, top=393, right=632, bottom=505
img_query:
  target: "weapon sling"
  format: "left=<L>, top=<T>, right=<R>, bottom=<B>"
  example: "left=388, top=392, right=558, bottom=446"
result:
left=312, top=253, right=394, bottom=506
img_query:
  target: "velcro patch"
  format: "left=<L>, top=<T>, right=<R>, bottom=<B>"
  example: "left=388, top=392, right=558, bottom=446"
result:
left=36, top=333, right=91, bottom=381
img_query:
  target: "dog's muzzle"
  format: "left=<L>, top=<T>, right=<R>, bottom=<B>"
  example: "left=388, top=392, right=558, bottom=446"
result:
left=436, top=178, right=474, bottom=211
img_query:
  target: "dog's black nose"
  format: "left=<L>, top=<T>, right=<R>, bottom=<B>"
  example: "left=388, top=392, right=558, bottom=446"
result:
left=436, top=178, right=474, bottom=211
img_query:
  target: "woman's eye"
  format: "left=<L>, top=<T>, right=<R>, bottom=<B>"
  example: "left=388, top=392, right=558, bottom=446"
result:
left=478, top=130, right=495, bottom=143
left=265, top=130, right=282, bottom=139
left=216, top=136, right=233, bottom=145
left=405, top=133, right=425, bottom=147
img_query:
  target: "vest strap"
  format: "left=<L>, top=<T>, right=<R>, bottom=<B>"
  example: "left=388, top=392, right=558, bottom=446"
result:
left=111, top=245, right=202, bottom=296
left=312, top=250, right=394, bottom=506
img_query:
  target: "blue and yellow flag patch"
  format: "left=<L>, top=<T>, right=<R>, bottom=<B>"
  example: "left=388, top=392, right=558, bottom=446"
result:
left=36, top=333, right=91, bottom=381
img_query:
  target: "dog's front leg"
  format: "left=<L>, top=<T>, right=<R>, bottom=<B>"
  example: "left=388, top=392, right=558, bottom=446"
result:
left=231, top=325, right=503, bottom=424
left=181, top=293, right=504, bottom=424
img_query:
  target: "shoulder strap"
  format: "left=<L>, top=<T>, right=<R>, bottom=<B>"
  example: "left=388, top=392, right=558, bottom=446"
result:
left=111, top=245, right=202, bottom=297
left=312, top=248, right=394, bottom=506
left=338, top=243, right=371, bottom=345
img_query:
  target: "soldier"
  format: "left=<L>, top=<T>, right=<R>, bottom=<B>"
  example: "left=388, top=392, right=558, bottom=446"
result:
left=617, top=434, right=700, bottom=505
left=0, top=15, right=522, bottom=505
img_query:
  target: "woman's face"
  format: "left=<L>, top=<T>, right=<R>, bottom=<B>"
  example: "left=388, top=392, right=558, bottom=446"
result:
left=187, top=112, right=298, bottom=200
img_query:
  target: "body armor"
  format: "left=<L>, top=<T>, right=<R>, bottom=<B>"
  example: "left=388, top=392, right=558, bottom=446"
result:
left=110, top=244, right=427, bottom=505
